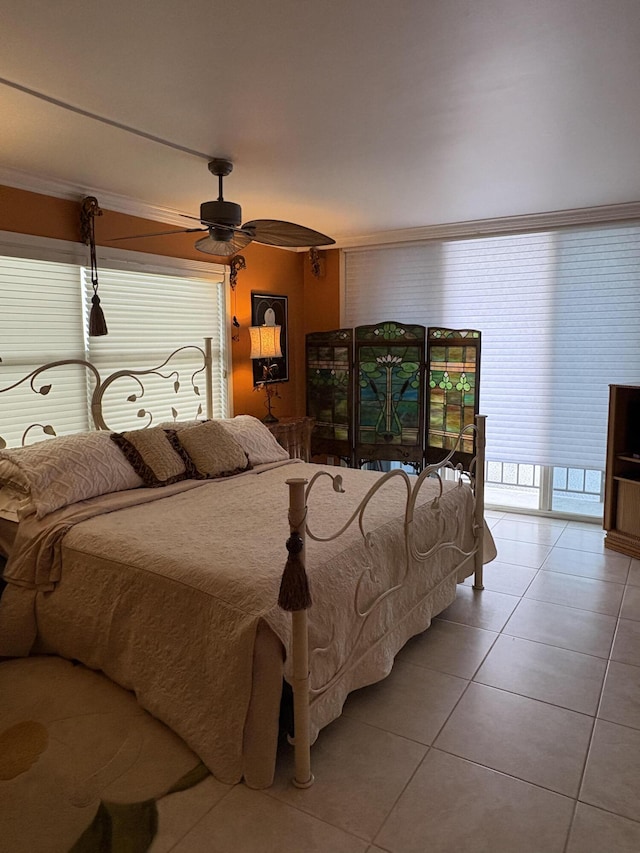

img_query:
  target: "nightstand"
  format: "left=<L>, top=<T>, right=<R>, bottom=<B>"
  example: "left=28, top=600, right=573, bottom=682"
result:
left=266, top=416, right=314, bottom=461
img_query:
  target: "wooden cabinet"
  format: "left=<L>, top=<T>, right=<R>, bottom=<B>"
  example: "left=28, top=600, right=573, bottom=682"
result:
left=267, top=416, right=314, bottom=462
left=604, top=384, right=640, bottom=558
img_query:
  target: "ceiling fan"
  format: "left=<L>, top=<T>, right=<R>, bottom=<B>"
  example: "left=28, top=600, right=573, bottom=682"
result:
left=107, top=158, right=335, bottom=256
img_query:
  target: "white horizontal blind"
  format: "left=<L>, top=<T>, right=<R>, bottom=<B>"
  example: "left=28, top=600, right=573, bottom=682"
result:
left=344, top=223, right=640, bottom=470
left=83, top=267, right=228, bottom=431
left=0, top=255, right=89, bottom=446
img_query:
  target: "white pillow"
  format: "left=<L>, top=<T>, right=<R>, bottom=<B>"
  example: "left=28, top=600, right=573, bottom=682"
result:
left=217, top=416, right=290, bottom=466
left=0, top=431, right=143, bottom=518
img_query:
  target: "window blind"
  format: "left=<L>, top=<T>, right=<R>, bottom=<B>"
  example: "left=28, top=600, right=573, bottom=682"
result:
left=0, top=255, right=89, bottom=445
left=83, top=267, right=228, bottom=431
left=344, top=222, right=640, bottom=470
left=0, top=242, right=229, bottom=447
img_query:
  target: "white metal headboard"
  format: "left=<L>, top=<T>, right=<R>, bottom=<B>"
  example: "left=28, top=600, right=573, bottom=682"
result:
left=0, top=338, right=214, bottom=448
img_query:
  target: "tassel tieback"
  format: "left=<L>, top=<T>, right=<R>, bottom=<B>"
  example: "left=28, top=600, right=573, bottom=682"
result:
left=89, top=291, right=108, bottom=337
left=278, top=531, right=312, bottom=612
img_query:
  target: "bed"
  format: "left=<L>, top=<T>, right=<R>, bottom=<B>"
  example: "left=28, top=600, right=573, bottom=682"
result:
left=0, top=341, right=495, bottom=789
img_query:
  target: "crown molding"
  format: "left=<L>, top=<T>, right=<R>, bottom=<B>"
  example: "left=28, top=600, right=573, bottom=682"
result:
left=3, top=165, right=639, bottom=252
left=0, top=165, right=189, bottom=227
left=336, top=200, right=640, bottom=250
left=0, top=228, right=226, bottom=278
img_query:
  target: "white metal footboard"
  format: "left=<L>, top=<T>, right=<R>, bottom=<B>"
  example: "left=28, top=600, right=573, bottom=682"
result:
left=278, top=415, right=487, bottom=788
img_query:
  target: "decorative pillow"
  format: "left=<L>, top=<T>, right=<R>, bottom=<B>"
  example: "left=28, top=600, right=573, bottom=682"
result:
left=168, top=420, right=250, bottom=479
left=110, top=427, right=191, bottom=487
left=217, top=416, right=290, bottom=466
left=0, top=432, right=144, bottom=519
left=158, top=420, right=209, bottom=431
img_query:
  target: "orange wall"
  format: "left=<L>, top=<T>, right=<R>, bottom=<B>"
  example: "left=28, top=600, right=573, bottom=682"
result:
left=0, top=184, right=341, bottom=417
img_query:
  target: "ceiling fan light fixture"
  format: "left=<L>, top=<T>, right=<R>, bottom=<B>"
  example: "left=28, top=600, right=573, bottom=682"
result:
left=194, top=231, right=253, bottom=256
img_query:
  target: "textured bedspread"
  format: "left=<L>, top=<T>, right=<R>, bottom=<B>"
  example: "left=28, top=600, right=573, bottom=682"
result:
left=0, top=462, right=494, bottom=785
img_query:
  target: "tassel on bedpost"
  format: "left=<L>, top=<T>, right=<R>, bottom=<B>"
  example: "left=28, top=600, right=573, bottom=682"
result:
left=278, top=531, right=312, bottom=611
left=281, top=477, right=314, bottom=789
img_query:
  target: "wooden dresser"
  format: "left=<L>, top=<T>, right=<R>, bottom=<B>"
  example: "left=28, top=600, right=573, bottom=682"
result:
left=266, top=416, right=314, bottom=461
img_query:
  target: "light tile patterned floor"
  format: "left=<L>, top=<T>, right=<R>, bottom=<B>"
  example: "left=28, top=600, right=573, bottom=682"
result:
left=156, top=511, right=640, bottom=853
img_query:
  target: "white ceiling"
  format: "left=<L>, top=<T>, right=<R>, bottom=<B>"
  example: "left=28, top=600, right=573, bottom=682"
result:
left=2, top=0, right=640, bottom=247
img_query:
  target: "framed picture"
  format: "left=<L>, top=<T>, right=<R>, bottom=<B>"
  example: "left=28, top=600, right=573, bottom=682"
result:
left=251, top=292, right=289, bottom=385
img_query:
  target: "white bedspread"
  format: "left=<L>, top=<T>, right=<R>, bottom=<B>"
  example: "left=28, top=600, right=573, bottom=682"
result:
left=0, top=462, right=494, bottom=784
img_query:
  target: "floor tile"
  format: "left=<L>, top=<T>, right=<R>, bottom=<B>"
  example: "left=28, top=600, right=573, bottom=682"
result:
left=555, top=527, right=607, bottom=553
left=172, top=785, right=368, bottom=853
left=566, top=803, right=640, bottom=853
left=492, top=511, right=567, bottom=529
left=484, top=510, right=505, bottom=521
left=342, top=659, right=467, bottom=745
left=628, top=559, right=640, bottom=586
left=566, top=520, right=605, bottom=531
left=611, top=617, right=640, bottom=666
left=150, top=775, right=231, bottom=853
left=462, top=560, right=538, bottom=595
left=434, top=683, right=593, bottom=796
left=524, top=571, right=624, bottom=616
left=598, top=660, right=640, bottom=730
left=438, top=585, right=519, bottom=631
left=581, top=719, right=640, bottom=823
left=504, top=598, right=617, bottom=657
left=491, top=537, right=552, bottom=568
left=620, top=584, right=640, bottom=621
left=397, top=619, right=497, bottom=679
left=541, top=546, right=630, bottom=584
left=268, top=715, right=426, bottom=841
left=491, top=518, right=563, bottom=546
left=474, top=635, right=606, bottom=715
left=376, top=749, right=574, bottom=853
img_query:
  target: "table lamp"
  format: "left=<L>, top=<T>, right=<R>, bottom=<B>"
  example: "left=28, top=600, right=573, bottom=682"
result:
left=249, top=325, right=283, bottom=423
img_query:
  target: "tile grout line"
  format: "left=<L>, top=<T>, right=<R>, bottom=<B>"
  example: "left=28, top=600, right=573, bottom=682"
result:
left=560, top=562, right=633, bottom=853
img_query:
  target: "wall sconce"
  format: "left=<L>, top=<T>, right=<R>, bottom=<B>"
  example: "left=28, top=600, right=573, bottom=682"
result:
left=229, top=254, right=246, bottom=342
left=308, top=247, right=325, bottom=278
left=249, top=325, right=283, bottom=423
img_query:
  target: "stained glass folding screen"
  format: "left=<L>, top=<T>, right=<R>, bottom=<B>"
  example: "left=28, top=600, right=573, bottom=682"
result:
left=306, top=324, right=481, bottom=468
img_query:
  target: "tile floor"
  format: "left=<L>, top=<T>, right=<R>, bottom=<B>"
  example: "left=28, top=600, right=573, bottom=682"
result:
left=154, top=510, right=640, bottom=852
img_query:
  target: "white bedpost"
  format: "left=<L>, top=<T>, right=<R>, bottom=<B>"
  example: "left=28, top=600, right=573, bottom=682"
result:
left=473, top=414, right=487, bottom=591
left=279, top=477, right=314, bottom=789
left=204, top=337, right=214, bottom=419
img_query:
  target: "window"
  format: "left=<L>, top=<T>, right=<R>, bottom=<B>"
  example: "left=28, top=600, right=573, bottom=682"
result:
left=344, top=221, right=640, bottom=518
left=0, top=233, right=229, bottom=446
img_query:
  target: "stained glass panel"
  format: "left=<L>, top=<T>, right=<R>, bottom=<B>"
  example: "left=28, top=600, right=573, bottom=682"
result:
left=306, top=329, right=353, bottom=457
left=426, top=328, right=481, bottom=463
left=355, top=322, right=425, bottom=463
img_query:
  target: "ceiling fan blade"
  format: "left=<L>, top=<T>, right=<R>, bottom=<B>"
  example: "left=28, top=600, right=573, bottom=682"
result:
left=107, top=227, right=206, bottom=242
left=194, top=231, right=253, bottom=256
left=242, top=220, right=335, bottom=248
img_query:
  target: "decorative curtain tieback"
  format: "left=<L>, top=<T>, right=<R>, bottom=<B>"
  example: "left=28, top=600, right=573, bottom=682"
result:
left=80, top=196, right=108, bottom=337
